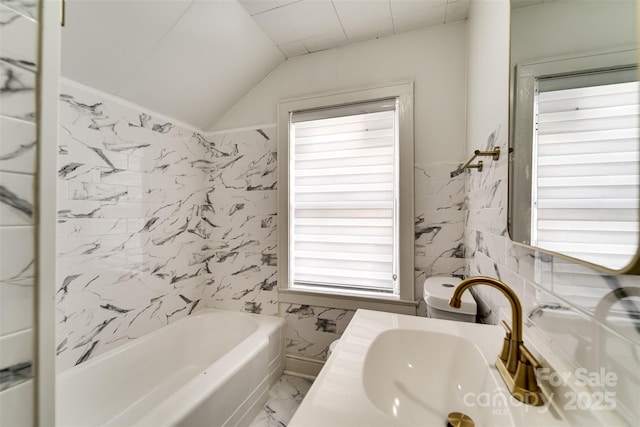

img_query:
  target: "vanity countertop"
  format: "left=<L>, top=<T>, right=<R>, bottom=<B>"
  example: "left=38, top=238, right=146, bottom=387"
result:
left=289, top=309, right=623, bottom=427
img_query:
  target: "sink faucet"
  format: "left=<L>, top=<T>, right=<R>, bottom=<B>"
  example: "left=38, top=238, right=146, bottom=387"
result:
left=449, top=276, right=544, bottom=406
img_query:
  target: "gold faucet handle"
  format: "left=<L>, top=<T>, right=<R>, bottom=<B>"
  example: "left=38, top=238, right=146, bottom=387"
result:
left=499, top=321, right=512, bottom=363
left=519, top=344, right=541, bottom=369
left=500, top=320, right=512, bottom=335
left=500, top=320, right=540, bottom=368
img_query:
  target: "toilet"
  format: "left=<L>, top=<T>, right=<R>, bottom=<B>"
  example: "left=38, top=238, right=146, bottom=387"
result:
left=423, top=276, right=477, bottom=322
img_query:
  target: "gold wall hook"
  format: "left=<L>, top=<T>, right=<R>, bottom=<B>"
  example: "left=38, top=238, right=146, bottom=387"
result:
left=475, top=146, right=501, bottom=161
left=465, top=160, right=483, bottom=172
left=461, top=147, right=500, bottom=173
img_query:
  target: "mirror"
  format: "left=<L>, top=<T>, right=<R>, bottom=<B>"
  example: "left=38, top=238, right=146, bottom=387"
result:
left=508, top=0, right=640, bottom=273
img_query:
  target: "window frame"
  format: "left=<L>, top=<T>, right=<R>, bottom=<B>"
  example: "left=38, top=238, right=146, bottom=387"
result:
left=277, top=82, right=416, bottom=312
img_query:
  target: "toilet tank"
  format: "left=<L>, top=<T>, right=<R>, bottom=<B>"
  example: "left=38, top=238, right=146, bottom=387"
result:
left=424, top=277, right=477, bottom=323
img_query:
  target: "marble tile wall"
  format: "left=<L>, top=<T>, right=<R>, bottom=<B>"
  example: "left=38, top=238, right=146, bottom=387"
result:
left=0, top=0, right=37, bottom=424
left=55, top=83, right=285, bottom=371
left=198, top=127, right=279, bottom=316
left=54, top=83, right=466, bottom=369
left=464, top=124, right=640, bottom=424
left=55, top=82, right=220, bottom=371
left=415, top=163, right=465, bottom=316
left=202, top=128, right=466, bottom=360
left=281, top=304, right=356, bottom=361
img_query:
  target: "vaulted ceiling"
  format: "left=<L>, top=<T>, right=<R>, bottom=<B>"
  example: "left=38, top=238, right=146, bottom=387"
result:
left=61, top=0, right=469, bottom=130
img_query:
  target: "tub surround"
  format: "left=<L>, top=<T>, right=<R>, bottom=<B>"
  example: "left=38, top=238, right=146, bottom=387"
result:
left=56, top=82, right=282, bottom=370
left=57, top=82, right=214, bottom=370
left=0, top=0, right=38, bottom=425
left=199, top=126, right=279, bottom=316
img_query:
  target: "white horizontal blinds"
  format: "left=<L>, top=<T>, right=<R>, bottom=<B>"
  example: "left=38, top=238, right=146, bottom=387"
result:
left=533, top=76, right=640, bottom=270
left=290, top=99, right=398, bottom=292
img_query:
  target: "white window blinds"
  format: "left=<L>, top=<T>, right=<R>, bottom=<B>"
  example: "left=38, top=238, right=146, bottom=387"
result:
left=533, top=78, right=640, bottom=270
left=290, top=99, right=398, bottom=293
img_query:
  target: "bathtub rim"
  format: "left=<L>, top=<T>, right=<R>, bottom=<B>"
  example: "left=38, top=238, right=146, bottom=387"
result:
left=55, top=308, right=285, bottom=426
left=56, top=308, right=283, bottom=377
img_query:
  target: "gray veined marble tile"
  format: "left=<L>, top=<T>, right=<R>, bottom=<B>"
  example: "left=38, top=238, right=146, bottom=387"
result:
left=58, top=123, right=130, bottom=170
left=0, top=116, right=36, bottom=173
left=0, top=5, right=37, bottom=65
left=415, top=220, right=464, bottom=245
left=417, top=162, right=466, bottom=180
left=0, top=58, right=35, bottom=121
left=286, top=325, right=340, bottom=361
left=0, top=226, right=33, bottom=286
left=56, top=280, right=206, bottom=368
left=0, top=0, right=37, bottom=20
left=282, top=304, right=355, bottom=335
left=0, top=171, right=33, bottom=225
left=0, top=360, right=32, bottom=391
left=67, top=182, right=129, bottom=202
left=1, top=280, right=33, bottom=335
left=248, top=375, right=313, bottom=427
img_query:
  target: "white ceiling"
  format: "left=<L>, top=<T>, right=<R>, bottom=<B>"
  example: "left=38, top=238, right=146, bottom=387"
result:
left=240, top=0, right=470, bottom=57
left=61, top=0, right=469, bottom=130
left=511, top=0, right=554, bottom=9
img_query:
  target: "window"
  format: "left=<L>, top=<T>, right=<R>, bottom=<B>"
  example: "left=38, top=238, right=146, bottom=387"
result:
left=532, top=70, right=640, bottom=270
left=278, top=83, right=414, bottom=306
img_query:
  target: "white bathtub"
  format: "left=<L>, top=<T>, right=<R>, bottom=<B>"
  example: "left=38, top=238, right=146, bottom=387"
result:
left=56, top=309, right=285, bottom=427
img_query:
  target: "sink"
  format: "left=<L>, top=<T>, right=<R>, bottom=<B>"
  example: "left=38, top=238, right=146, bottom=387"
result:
left=289, top=309, right=610, bottom=427
left=362, top=329, right=512, bottom=426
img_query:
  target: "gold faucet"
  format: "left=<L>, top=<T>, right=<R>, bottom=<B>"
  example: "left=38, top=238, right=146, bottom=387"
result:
left=449, top=276, right=545, bottom=406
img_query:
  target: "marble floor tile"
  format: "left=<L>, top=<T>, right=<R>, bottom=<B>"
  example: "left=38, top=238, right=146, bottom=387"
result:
left=248, top=374, right=313, bottom=427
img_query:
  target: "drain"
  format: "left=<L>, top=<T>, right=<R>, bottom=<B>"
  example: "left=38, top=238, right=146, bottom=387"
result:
left=446, top=412, right=475, bottom=427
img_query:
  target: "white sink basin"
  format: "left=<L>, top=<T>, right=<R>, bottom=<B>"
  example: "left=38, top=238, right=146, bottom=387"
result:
left=288, top=309, right=610, bottom=427
left=363, top=329, right=511, bottom=426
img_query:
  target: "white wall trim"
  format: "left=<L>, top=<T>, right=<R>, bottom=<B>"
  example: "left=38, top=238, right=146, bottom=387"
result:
left=35, top=0, right=60, bottom=424
left=278, top=289, right=417, bottom=314
left=277, top=82, right=416, bottom=305
left=206, top=123, right=276, bottom=136
left=284, top=354, right=324, bottom=379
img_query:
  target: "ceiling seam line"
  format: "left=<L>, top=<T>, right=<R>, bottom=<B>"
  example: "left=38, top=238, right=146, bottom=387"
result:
left=248, top=0, right=303, bottom=17
left=388, top=0, right=396, bottom=34
left=330, top=0, right=349, bottom=42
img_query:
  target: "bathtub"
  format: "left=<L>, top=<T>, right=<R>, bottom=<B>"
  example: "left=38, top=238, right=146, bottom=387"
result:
left=56, top=309, right=285, bottom=427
